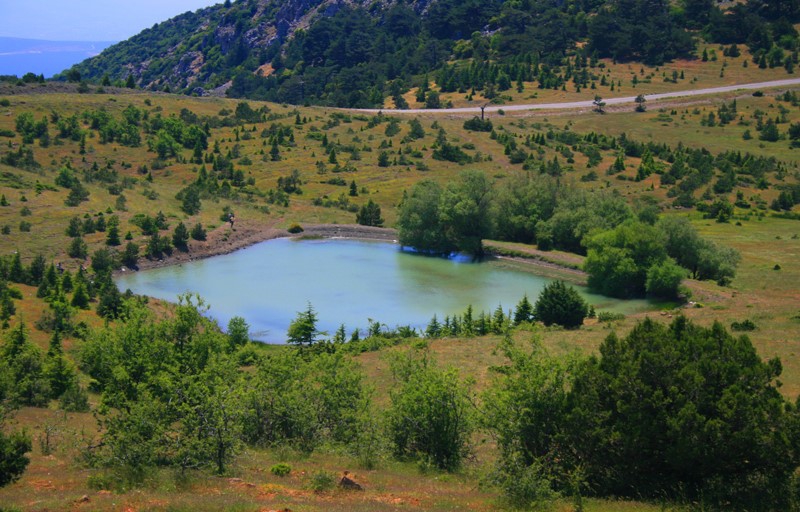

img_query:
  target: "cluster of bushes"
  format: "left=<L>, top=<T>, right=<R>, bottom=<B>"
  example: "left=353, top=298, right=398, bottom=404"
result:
left=5, top=291, right=787, bottom=512
left=398, top=170, right=739, bottom=299
left=425, top=281, right=590, bottom=339
left=484, top=316, right=800, bottom=510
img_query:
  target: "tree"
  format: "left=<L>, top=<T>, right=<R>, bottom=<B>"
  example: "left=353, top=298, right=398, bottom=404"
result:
left=82, top=296, right=245, bottom=474
left=172, top=222, right=190, bottom=252
left=386, top=349, right=473, bottom=471
left=634, top=94, right=647, bottom=112
left=533, top=281, right=588, bottom=329
left=377, top=151, right=391, bottom=167
left=97, top=284, right=123, bottom=320
left=356, top=199, right=384, bottom=227
left=106, top=224, right=121, bottom=246
left=645, top=258, right=685, bottom=298
left=396, top=180, right=453, bottom=255
left=569, top=317, right=799, bottom=509
left=482, top=338, right=571, bottom=507
left=191, top=223, right=207, bottom=241
left=181, top=186, right=201, bottom=215
left=0, top=423, right=31, bottom=487
left=121, top=242, right=139, bottom=269
left=513, top=294, right=534, bottom=325
left=584, top=220, right=669, bottom=298
left=227, top=316, right=250, bottom=351
left=286, top=303, right=321, bottom=346
left=71, top=282, right=90, bottom=309
left=593, top=95, right=606, bottom=114
left=408, top=118, right=426, bottom=140
left=438, top=170, right=493, bottom=256
left=3, top=323, right=50, bottom=407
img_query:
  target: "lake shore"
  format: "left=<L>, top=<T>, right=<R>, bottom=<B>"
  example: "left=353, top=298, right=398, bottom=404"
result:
left=121, top=219, right=587, bottom=281
left=123, top=219, right=400, bottom=273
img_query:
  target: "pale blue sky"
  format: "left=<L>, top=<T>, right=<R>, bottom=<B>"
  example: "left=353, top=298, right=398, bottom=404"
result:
left=0, top=0, right=220, bottom=42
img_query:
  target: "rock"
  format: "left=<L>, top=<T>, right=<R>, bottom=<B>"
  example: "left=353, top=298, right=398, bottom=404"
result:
left=75, top=494, right=90, bottom=504
left=339, top=471, right=364, bottom=491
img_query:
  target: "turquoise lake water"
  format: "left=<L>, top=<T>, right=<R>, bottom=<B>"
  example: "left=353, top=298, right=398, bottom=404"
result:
left=115, top=238, right=651, bottom=343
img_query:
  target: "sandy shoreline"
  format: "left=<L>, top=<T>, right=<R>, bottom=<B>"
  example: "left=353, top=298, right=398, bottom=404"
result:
left=123, top=220, right=400, bottom=273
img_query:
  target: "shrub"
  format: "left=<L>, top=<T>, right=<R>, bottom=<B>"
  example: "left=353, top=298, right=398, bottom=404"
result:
left=597, top=311, right=625, bottom=322
left=308, top=470, right=336, bottom=492
left=270, top=463, right=291, bottom=477
left=386, top=350, right=473, bottom=471
left=287, top=223, right=304, bottom=234
left=731, top=319, right=757, bottom=331
left=645, top=259, right=686, bottom=299
left=533, top=281, right=588, bottom=329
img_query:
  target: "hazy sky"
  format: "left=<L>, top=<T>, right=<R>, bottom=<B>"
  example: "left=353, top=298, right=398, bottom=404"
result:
left=0, top=0, right=221, bottom=42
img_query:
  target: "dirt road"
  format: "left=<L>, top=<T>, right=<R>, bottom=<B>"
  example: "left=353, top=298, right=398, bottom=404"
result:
left=359, top=77, right=800, bottom=115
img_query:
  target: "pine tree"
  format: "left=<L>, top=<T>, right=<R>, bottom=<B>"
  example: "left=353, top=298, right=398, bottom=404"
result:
left=513, top=295, right=533, bottom=325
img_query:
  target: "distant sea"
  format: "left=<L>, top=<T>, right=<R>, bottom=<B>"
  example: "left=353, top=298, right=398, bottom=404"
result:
left=0, top=37, right=116, bottom=78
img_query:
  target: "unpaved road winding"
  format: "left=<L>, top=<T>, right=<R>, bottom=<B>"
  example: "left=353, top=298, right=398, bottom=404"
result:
left=359, top=77, right=800, bottom=115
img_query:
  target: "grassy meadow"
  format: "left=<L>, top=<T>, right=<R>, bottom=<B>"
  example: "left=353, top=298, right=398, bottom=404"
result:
left=0, top=50, right=799, bottom=511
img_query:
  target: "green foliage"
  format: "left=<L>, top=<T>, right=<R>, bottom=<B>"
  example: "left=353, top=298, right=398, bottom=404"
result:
left=172, top=222, right=190, bottom=252
left=307, top=470, right=336, bottom=492
left=180, top=186, right=201, bottom=215
left=483, top=338, right=569, bottom=507
left=81, top=295, right=244, bottom=474
left=386, top=349, right=473, bottom=471
left=731, top=319, right=757, bottom=331
left=533, top=281, right=588, bottom=329
left=0, top=425, right=31, bottom=488
left=397, top=171, right=492, bottom=256
left=226, top=316, right=249, bottom=351
left=513, top=295, right=534, bottom=325
left=463, top=117, right=493, bottom=132
left=121, top=242, right=139, bottom=269
left=584, top=220, right=668, bottom=298
left=190, top=223, right=207, bottom=241
left=356, top=199, right=384, bottom=227
left=485, top=317, right=800, bottom=510
left=270, top=463, right=291, bottom=477
left=645, top=258, right=686, bottom=299
left=657, top=216, right=740, bottom=284
left=241, top=350, right=367, bottom=452
left=2, top=323, right=50, bottom=407
left=569, top=317, right=798, bottom=509
left=287, top=223, right=304, bottom=234
left=286, top=303, right=322, bottom=347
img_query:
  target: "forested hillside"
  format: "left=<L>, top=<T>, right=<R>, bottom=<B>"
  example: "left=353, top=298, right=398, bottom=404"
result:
left=64, top=0, right=800, bottom=107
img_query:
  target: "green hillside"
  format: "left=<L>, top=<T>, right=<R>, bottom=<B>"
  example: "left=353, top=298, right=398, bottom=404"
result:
left=62, top=0, right=800, bottom=107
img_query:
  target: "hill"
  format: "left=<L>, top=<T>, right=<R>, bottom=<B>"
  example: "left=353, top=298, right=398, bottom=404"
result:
left=62, top=0, right=800, bottom=107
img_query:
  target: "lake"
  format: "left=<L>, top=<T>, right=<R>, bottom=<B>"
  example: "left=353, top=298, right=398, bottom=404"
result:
left=115, top=238, right=652, bottom=343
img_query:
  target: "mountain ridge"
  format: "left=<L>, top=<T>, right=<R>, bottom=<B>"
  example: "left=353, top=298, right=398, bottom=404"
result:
left=62, top=0, right=800, bottom=107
